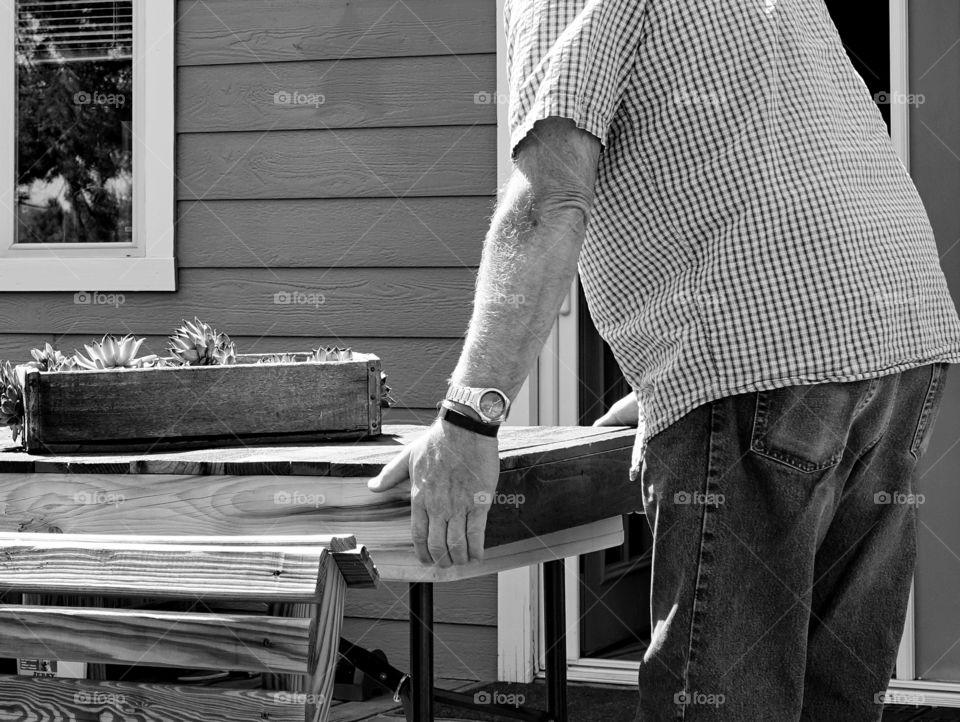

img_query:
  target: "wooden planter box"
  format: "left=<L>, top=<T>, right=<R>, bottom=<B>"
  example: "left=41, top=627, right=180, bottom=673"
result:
left=20, top=353, right=383, bottom=454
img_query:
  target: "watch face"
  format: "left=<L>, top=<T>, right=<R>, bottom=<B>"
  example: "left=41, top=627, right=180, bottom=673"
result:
left=479, top=390, right=507, bottom=419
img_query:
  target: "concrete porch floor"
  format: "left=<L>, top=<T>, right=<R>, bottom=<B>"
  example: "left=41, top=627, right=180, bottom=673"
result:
left=328, top=679, right=960, bottom=722
left=329, top=678, right=479, bottom=722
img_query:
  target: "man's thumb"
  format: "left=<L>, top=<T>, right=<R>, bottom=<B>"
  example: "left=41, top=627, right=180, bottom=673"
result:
left=368, top=449, right=410, bottom=492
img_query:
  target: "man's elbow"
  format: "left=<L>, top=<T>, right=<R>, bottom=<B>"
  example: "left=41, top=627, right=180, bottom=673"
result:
left=513, top=116, right=602, bottom=233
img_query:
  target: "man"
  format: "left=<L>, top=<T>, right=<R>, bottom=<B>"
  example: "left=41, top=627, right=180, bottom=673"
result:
left=370, top=1, right=960, bottom=719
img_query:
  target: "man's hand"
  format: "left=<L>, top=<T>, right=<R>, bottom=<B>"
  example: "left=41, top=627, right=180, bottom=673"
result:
left=368, top=421, right=499, bottom=567
left=593, top=391, right=640, bottom=427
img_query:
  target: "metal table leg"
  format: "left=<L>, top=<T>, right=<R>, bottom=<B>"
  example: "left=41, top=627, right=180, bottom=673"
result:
left=543, top=559, right=568, bottom=722
left=409, top=582, right=434, bottom=721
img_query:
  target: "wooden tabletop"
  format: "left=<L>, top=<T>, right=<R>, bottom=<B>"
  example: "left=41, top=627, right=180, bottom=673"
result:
left=0, top=424, right=635, bottom=477
left=0, top=424, right=642, bottom=581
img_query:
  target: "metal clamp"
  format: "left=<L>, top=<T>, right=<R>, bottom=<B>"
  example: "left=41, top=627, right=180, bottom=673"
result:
left=393, top=673, right=410, bottom=703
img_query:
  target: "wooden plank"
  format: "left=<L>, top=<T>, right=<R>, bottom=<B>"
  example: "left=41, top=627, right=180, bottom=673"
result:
left=0, top=424, right=634, bottom=475
left=0, top=473, right=632, bottom=583
left=0, top=675, right=306, bottom=721
left=26, top=357, right=379, bottom=454
left=176, top=198, right=489, bottom=269
left=177, top=127, right=497, bottom=201
left=178, top=55, right=496, bottom=133
left=340, top=617, right=498, bottom=680
left=307, top=563, right=347, bottom=722
left=176, top=0, right=496, bottom=66
left=0, top=533, right=356, bottom=553
left=0, top=531, right=375, bottom=588
left=372, top=517, right=626, bottom=583
left=0, top=424, right=634, bottom=474
left=345, top=575, right=497, bottom=625
left=0, top=538, right=330, bottom=602
left=0, top=268, right=475, bottom=338
left=0, top=606, right=311, bottom=673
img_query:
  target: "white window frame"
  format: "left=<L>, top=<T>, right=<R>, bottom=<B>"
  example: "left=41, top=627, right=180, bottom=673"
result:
left=0, top=0, right=175, bottom=291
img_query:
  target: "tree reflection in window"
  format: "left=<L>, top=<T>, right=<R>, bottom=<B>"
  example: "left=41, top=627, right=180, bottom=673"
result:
left=15, top=0, right=133, bottom=244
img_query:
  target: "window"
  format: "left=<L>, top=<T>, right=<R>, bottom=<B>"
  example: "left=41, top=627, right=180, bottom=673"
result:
left=0, top=0, right=175, bottom=291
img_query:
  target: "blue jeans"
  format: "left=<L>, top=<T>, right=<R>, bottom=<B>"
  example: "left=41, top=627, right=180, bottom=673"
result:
left=636, top=363, right=949, bottom=721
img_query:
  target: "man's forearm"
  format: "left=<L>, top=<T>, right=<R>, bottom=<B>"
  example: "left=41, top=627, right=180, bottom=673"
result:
left=450, top=169, right=590, bottom=401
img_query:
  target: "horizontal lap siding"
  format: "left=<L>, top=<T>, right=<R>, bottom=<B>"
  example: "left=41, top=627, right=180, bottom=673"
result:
left=175, top=0, right=495, bottom=65
left=178, top=127, right=496, bottom=200
left=0, top=0, right=501, bottom=678
left=177, top=198, right=489, bottom=268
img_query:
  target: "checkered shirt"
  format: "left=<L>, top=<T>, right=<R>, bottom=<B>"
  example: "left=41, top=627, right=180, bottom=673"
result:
left=504, top=0, right=960, bottom=462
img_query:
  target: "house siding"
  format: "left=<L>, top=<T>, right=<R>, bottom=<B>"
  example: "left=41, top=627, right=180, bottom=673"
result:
left=0, top=0, right=500, bottom=679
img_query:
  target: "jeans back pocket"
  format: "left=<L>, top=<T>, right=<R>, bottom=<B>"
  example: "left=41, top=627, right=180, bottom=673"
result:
left=910, top=363, right=948, bottom=460
left=750, top=380, right=873, bottom=473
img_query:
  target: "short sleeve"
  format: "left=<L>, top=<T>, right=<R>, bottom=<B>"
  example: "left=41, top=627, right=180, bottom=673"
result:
left=504, top=0, right=648, bottom=155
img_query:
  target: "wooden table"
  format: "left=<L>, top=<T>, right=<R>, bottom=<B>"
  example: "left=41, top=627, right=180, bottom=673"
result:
left=0, top=424, right=640, bottom=721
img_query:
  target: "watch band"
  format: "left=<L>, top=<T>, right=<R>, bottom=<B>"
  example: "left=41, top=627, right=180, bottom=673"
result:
left=438, top=403, right=500, bottom=438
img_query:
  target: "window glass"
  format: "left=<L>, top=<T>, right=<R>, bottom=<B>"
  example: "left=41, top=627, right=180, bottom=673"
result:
left=15, top=0, right=133, bottom=244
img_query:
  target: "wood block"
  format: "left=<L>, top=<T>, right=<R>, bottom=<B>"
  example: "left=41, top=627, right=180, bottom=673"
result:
left=22, top=354, right=383, bottom=454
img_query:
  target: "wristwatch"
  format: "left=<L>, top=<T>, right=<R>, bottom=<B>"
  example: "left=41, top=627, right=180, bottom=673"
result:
left=444, top=384, right=511, bottom=424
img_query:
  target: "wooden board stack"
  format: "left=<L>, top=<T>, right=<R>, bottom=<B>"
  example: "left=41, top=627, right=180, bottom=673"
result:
left=0, top=533, right=377, bottom=722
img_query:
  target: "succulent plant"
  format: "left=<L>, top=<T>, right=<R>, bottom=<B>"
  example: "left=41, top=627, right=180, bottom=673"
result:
left=380, top=371, right=395, bottom=408
left=257, top=353, right=299, bottom=365
left=30, top=342, right=76, bottom=372
left=73, top=335, right=157, bottom=370
left=0, top=361, right=24, bottom=443
left=311, top=346, right=353, bottom=362
left=168, top=318, right=236, bottom=367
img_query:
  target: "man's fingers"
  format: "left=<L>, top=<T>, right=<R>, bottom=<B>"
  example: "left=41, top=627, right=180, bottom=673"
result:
left=412, top=502, right=431, bottom=565
left=446, top=516, right=469, bottom=566
left=428, top=516, right=451, bottom=567
left=466, top=509, right=487, bottom=562
left=368, top=446, right=411, bottom=491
